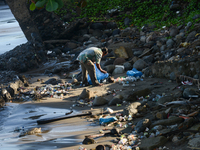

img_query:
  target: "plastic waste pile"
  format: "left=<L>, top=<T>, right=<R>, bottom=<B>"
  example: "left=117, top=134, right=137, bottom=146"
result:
left=34, top=83, right=73, bottom=99
left=15, top=82, right=74, bottom=101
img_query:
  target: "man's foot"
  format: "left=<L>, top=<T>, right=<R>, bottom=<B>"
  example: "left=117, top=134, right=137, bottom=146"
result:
left=81, top=83, right=90, bottom=87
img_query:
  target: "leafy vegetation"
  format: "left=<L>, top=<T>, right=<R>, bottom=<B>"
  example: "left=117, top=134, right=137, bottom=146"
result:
left=31, top=0, right=200, bottom=30
left=29, top=0, right=64, bottom=12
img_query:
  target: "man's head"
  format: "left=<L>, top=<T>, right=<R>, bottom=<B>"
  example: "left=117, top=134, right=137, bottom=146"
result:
left=101, top=47, right=108, bottom=56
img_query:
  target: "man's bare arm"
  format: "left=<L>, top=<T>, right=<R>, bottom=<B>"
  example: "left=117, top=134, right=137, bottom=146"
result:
left=96, top=63, right=107, bottom=74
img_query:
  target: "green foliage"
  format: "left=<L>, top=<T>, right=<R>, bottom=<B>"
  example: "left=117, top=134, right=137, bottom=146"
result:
left=32, top=0, right=200, bottom=31
left=30, top=0, right=64, bottom=12
left=30, top=2, right=36, bottom=11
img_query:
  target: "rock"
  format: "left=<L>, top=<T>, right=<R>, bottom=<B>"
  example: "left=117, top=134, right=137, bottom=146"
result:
left=192, top=14, right=200, bottom=20
left=133, top=50, right=143, bottom=57
left=186, top=31, right=197, bottom=42
left=140, top=36, right=146, bottom=43
left=108, top=94, right=123, bottom=106
left=114, top=46, right=128, bottom=59
left=71, top=78, right=78, bottom=84
left=52, top=66, right=62, bottom=74
left=103, top=29, right=112, bottom=37
left=92, top=29, right=103, bottom=37
left=8, top=79, right=24, bottom=96
left=124, top=17, right=131, bottom=26
left=157, top=96, right=174, bottom=104
left=0, top=96, right=5, bottom=107
left=123, top=62, right=132, bottom=71
left=105, top=65, right=115, bottom=73
left=66, top=42, right=77, bottom=49
left=112, top=67, right=124, bottom=75
left=19, top=128, right=41, bottom=137
left=170, top=4, right=180, bottom=11
left=156, top=111, right=167, bottom=120
left=166, top=39, right=175, bottom=48
left=104, top=59, right=115, bottom=66
left=44, top=78, right=57, bottom=85
left=112, top=29, right=121, bottom=36
left=126, top=88, right=151, bottom=102
left=170, top=72, right=176, bottom=81
left=160, top=45, right=166, bottom=51
left=143, top=55, right=154, bottom=64
left=178, top=118, right=195, bottom=130
left=106, top=22, right=117, bottom=29
left=83, top=34, right=90, bottom=41
left=188, top=123, right=200, bottom=131
left=113, top=58, right=126, bottom=65
left=139, top=136, right=168, bottom=150
left=90, top=22, right=104, bottom=30
left=108, top=42, right=134, bottom=58
left=82, top=137, right=96, bottom=144
left=79, top=88, right=93, bottom=100
left=93, top=96, right=108, bottom=106
left=134, top=119, right=151, bottom=133
left=183, top=88, right=200, bottom=98
left=133, top=59, right=147, bottom=71
left=121, top=27, right=131, bottom=37
left=188, top=137, right=200, bottom=148
left=53, top=48, right=62, bottom=56
left=1, top=89, right=12, bottom=101
left=150, top=116, right=184, bottom=128
left=129, top=56, right=140, bottom=65
left=169, top=26, right=179, bottom=37
left=123, top=102, right=141, bottom=116
left=89, top=37, right=98, bottom=43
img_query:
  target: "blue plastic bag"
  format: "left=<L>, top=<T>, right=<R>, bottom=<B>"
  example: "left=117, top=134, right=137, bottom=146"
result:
left=99, top=117, right=117, bottom=125
left=87, top=64, right=109, bottom=85
left=126, top=68, right=143, bottom=77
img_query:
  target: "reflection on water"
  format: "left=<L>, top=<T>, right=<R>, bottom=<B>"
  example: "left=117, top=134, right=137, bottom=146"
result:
left=0, top=4, right=27, bottom=54
left=0, top=102, right=97, bottom=150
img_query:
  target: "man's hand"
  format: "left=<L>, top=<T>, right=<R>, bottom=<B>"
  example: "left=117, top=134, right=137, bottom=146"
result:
left=96, top=63, right=107, bottom=74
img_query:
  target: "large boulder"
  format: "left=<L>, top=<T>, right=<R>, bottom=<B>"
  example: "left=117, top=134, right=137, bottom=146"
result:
left=79, top=88, right=94, bottom=100
left=108, top=42, right=135, bottom=58
left=126, top=88, right=151, bottom=102
left=108, top=94, right=123, bottom=106
left=93, top=96, right=108, bottom=106
left=133, top=59, right=147, bottom=71
left=139, top=136, right=168, bottom=150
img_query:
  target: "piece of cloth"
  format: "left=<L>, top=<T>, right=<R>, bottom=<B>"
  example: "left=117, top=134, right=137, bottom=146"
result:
left=77, top=47, right=103, bottom=64
left=80, top=60, right=100, bottom=86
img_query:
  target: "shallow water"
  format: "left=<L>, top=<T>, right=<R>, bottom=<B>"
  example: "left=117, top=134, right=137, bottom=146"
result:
left=0, top=101, right=97, bottom=150
left=0, top=4, right=27, bottom=54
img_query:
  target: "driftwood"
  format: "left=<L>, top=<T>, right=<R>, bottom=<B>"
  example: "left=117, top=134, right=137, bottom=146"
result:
left=138, top=47, right=154, bottom=58
left=43, top=40, right=70, bottom=44
left=37, top=111, right=92, bottom=124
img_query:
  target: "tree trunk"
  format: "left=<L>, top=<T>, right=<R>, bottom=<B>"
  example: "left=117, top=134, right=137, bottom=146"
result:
left=5, top=0, right=41, bottom=41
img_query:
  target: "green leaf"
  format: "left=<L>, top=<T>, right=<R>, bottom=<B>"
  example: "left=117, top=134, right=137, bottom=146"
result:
left=46, top=0, right=58, bottom=12
left=30, top=2, right=36, bottom=11
left=55, top=0, right=64, bottom=9
left=35, top=0, right=47, bottom=8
